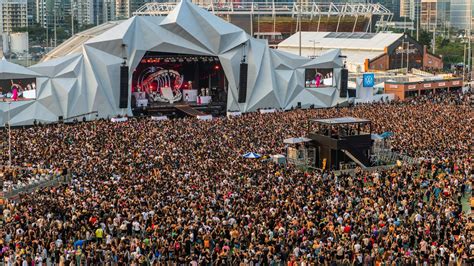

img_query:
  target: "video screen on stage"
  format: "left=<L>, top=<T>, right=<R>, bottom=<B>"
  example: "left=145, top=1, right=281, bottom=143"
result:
left=305, top=68, right=333, bottom=88
left=0, top=78, right=37, bottom=100
left=131, top=52, right=227, bottom=107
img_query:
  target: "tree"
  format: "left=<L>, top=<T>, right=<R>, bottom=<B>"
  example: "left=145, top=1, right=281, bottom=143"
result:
left=436, top=38, right=465, bottom=67
left=418, top=29, right=432, bottom=49
left=79, top=24, right=95, bottom=32
left=12, top=24, right=47, bottom=46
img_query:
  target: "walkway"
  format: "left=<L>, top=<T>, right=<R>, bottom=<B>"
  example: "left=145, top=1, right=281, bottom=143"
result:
left=175, top=104, right=206, bottom=117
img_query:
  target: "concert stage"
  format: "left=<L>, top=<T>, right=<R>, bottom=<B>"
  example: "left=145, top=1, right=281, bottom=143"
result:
left=131, top=52, right=227, bottom=118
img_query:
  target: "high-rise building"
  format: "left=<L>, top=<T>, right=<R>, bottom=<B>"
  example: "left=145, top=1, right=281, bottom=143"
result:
left=36, top=0, right=70, bottom=28
left=0, top=0, right=28, bottom=33
left=35, top=0, right=47, bottom=27
left=400, top=0, right=421, bottom=22
left=91, top=0, right=102, bottom=24
left=75, top=0, right=93, bottom=25
left=71, top=0, right=116, bottom=27
left=115, top=0, right=128, bottom=19
left=103, top=0, right=115, bottom=22
left=400, top=0, right=411, bottom=18
left=115, top=0, right=147, bottom=19
left=420, top=0, right=450, bottom=33
left=27, top=0, right=35, bottom=25
left=450, top=0, right=474, bottom=30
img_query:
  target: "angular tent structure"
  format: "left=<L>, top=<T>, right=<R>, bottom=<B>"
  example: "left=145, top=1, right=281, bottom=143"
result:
left=0, top=58, right=40, bottom=79
left=0, top=0, right=345, bottom=126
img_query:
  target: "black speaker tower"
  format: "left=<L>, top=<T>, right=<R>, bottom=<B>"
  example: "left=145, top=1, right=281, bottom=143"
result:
left=339, top=68, right=348, bottom=98
left=238, top=63, right=248, bottom=103
left=119, top=65, right=129, bottom=109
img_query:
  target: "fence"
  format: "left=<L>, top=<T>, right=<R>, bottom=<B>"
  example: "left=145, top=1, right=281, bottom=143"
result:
left=2, top=174, right=71, bottom=200
left=371, top=149, right=419, bottom=166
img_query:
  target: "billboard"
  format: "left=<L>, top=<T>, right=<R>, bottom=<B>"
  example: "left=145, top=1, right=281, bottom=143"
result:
left=0, top=78, right=36, bottom=100
left=362, top=73, right=375, bottom=88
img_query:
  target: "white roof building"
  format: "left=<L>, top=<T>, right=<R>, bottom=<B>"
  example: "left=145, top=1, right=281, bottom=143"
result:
left=277, top=32, right=404, bottom=73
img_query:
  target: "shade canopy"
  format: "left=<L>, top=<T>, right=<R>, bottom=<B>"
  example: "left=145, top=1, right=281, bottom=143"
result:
left=243, top=152, right=261, bottom=159
left=0, top=58, right=40, bottom=79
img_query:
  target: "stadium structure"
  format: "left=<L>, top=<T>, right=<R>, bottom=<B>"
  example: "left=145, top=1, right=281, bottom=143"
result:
left=0, top=0, right=347, bottom=126
left=134, top=1, right=394, bottom=45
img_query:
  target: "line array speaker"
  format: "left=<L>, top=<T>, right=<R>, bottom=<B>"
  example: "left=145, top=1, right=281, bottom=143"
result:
left=238, top=63, right=248, bottom=103
left=119, top=65, right=129, bottom=109
left=339, top=68, right=348, bottom=98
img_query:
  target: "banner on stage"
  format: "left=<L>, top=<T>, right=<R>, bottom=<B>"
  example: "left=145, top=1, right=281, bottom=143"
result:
left=227, top=111, right=242, bottom=118
left=111, top=117, right=128, bottom=122
left=151, top=115, right=168, bottom=121
left=260, top=109, right=276, bottom=114
left=197, top=115, right=213, bottom=121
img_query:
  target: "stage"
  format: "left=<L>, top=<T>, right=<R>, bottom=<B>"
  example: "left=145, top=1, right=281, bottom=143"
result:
left=131, top=51, right=227, bottom=118
left=133, top=100, right=227, bottom=118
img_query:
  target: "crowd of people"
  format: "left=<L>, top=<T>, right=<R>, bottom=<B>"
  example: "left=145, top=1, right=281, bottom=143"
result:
left=0, top=91, right=472, bottom=265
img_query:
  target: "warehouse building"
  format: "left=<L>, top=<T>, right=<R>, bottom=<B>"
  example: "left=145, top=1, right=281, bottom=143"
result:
left=277, top=32, right=443, bottom=73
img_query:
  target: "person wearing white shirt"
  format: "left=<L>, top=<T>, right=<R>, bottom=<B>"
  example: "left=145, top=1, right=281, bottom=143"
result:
left=132, top=220, right=141, bottom=235
left=354, top=243, right=361, bottom=254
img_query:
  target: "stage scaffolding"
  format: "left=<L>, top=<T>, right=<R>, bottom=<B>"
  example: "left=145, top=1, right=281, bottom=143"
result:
left=133, top=1, right=394, bottom=33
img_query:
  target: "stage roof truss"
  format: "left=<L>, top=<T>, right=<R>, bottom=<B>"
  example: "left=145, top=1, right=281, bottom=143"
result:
left=134, top=2, right=393, bottom=18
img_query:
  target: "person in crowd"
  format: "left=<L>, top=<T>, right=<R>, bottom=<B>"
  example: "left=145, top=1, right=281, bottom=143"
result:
left=0, top=91, right=472, bottom=265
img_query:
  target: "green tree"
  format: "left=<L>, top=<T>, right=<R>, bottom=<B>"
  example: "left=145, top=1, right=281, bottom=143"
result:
left=436, top=38, right=465, bottom=66
left=12, top=24, right=47, bottom=46
left=418, top=29, right=432, bottom=49
left=79, top=24, right=95, bottom=32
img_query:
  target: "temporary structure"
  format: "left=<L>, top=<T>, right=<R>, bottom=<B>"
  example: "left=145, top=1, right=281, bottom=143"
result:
left=0, top=57, right=40, bottom=79
left=283, top=137, right=312, bottom=144
left=243, top=152, right=261, bottom=159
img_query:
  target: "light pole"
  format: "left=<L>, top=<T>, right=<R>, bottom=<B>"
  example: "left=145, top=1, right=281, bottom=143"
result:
left=7, top=102, right=11, bottom=168
left=54, top=10, right=57, bottom=47
left=400, top=41, right=404, bottom=71
left=463, top=43, right=466, bottom=82
left=71, top=2, right=75, bottom=36
left=298, top=0, right=302, bottom=56
left=406, top=43, right=414, bottom=73
left=309, top=40, right=319, bottom=57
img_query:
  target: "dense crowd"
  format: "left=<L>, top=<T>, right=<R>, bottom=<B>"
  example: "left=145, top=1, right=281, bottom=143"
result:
left=0, top=91, right=473, bottom=265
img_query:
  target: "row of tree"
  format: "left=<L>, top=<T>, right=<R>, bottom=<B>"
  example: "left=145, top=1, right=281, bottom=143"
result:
left=13, top=16, right=95, bottom=47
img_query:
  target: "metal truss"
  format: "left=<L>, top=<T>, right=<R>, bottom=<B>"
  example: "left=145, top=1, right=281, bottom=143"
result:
left=134, top=1, right=393, bottom=32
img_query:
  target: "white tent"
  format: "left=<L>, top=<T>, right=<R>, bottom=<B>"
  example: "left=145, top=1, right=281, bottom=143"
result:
left=0, top=58, right=40, bottom=79
left=0, top=0, right=346, bottom=126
